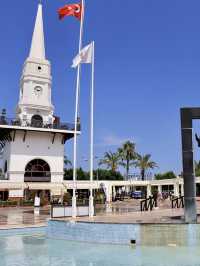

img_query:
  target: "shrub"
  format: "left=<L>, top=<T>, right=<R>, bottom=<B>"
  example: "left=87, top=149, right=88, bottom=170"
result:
left=0, top=200, right=18, bottom=207
left=64, top=168, right=124, bottom=181
left=155, top=171, right=177, bottom=180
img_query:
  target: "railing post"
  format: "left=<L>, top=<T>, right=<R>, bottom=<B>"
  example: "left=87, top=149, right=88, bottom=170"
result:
left=155, top=197, right=157, bottom=208
left=150, top=197, right=153, bottom=211
left=145, top=198, right=148, bottom=211
left=181, top=196, right=184, bottom=208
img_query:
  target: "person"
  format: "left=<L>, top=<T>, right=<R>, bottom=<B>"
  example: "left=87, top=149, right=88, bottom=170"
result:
left=34, top=194, right=40, bottom=207
left=152, top=190, right=158, bottom=200
left=58, top=197, right=63, bottom=205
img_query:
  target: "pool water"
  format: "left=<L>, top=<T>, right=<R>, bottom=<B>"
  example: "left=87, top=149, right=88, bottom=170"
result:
left=0, top=231, right=200, bottom=266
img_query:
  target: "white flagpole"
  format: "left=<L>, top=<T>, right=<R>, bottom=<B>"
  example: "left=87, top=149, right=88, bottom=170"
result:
left=89, top=41, right=95, bottom=217
left=72, top=0, right=85, bottom=218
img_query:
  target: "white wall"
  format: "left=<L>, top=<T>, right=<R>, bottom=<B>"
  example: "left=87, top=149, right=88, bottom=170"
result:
left=17, top=57, right=54, bottom=125
left=9, top=190, right=23, bottom=198
left=7, top=130, right=64, bottom=183
left=19, top=58, right=52, bottom=109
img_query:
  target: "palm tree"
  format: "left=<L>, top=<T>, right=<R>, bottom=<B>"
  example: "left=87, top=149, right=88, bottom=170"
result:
left=64, top=155, right=72, bottom=169
left=135, top=154, right=157, bottom=181
left=118, top=141, right=137, bottom=179
left=99, top=151, right=120, bottom=172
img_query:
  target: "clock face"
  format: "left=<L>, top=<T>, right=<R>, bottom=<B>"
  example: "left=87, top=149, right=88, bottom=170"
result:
left=34, top=86, right=43, bottom=97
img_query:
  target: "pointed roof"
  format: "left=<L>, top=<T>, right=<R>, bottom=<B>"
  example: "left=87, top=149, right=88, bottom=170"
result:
left=29, top=4, right=46, bottom=60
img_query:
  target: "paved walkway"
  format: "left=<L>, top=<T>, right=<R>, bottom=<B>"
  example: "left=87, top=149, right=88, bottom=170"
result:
left=74, top=208, right=190, bottom=224
left=0, top=199, right=200, bottom=229
left=0, top=206, right=49, bottom=229
left=69, top=199, right=200, bottom=224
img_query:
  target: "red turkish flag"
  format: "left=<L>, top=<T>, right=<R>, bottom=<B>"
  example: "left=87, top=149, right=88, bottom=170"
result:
left=58, top=3, right=82, bottom=21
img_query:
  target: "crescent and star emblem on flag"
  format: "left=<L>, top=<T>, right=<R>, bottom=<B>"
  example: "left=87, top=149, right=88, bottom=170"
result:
left=74, top=4, right=81, bottom=13
left=58, top=3, right=82, bottom=20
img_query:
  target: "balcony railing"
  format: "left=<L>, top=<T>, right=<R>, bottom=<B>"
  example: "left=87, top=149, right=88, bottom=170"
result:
left=0, top=116, right=81, bottom=131
left=24, top=171, right=51, bottom=182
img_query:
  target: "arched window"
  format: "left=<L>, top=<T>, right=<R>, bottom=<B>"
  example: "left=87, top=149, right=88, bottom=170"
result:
left=31, top=115, right=43, bottom=128
left=24, top=159, right=51, bottom=182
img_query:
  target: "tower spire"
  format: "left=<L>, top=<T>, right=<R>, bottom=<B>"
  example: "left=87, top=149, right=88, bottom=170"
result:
left=29, top=3, right=45, bottom=60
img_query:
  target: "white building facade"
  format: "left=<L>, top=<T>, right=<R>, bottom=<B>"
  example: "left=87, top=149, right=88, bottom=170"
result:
left=0, top=4, right=79, bottom=200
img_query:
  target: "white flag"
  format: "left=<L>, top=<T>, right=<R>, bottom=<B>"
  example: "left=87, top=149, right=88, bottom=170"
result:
left=72, top=42, right=93, bottom=68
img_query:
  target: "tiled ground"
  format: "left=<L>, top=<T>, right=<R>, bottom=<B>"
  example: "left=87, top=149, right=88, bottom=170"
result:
left=0, top=206, right=50, bottom=229
left=75, top=208, right=187, bottom=224
left=74, top=198, right=200, bottom=224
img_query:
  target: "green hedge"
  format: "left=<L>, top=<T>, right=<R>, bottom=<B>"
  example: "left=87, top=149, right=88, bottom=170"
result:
left=19, top=200, right=34, bottom=206
left=155, top=171, right=177, bottom=180
left=0, top=200, right=34, bottom=207
left=0, top=201, right=18, bottom=207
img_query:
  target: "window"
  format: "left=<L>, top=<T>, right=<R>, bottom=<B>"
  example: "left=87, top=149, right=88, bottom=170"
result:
left=24, top=159, right=51, bottom=182
left=31, top=115, right=43, bottom=128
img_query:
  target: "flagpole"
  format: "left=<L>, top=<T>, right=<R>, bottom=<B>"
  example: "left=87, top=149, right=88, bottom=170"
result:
left=89, top=41, right=95, bottom=217
left=72, top=0, right=85, bottom=218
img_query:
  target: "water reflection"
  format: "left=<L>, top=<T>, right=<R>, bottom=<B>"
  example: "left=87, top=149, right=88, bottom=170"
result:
left=96, top=205, right=139, bottom=215
left=139, top=224, right=200, bottom=246
left=0, top=208, right=49, bottom=227
left=0, top=230, right=200, bottom=266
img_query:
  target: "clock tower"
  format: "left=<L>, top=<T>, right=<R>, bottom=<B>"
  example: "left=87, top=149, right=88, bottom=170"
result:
left=17, top=4, right=54, bottom=126
left=0, top=2, right=80, bottom=202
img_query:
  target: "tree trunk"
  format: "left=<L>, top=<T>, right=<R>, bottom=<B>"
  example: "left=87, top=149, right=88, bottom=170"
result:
left=126, top=160, right=129, bottom=180
left=141, top=169, right=145, bottom=181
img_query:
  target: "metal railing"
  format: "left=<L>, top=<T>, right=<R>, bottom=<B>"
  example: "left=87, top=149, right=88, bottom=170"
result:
left=24, top=171, right=51, bottom=177
left=51, top=199, right=91, bottom=218
left=24, top=171, right=51, bottom=182
left=51, top=198, right=89, bottom=207
left=24, top=177, right=51, bottom=182
left=171, top=196, right=184, bottom=209
left=0, top=117, right=80, bottom=132
left=140, top=196, right=157, bottom=212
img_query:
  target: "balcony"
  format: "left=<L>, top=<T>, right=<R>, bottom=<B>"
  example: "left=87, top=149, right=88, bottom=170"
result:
left=0, top=116, right=81, bottom=132
left=24, top=171, right=51, bottom=182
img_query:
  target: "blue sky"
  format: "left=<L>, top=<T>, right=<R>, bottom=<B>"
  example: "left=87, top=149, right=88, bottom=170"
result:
left=1, top=0, right=200, bottom=174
